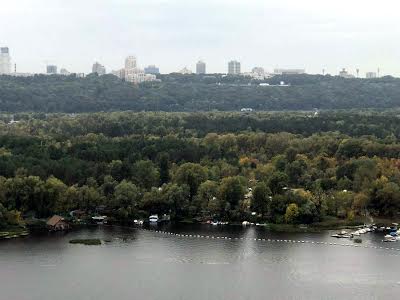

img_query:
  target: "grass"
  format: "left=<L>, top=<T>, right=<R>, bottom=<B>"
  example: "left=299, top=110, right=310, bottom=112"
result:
left=69, top=238, right=102, bottom=245
left=0, top=226, right=29, bottom=239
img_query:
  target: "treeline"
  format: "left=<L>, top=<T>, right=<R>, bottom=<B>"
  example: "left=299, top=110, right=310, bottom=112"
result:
left=1, top=73, right=400, bottom=112
left=1, top=111, right=400, bottom=227
left=2, top=110, right=400, bottom=139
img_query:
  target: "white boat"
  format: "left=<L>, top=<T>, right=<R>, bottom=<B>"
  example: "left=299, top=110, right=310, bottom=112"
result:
left=242, top=221, right=250, bottom=226
left=384, top=235, right=397, bottom=242
left=352, top=231, right=361, bottom=236
left=134, top=219, right=144, bottom=225
left=149, top=215, right=159, bottom=223
left=91, top=216, right=107, bottom=224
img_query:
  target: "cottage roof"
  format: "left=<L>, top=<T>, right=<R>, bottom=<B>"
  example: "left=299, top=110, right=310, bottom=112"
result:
left=47, top=215, right=64, bottom=226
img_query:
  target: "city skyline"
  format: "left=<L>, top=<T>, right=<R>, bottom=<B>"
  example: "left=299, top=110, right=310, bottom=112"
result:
left=0, top=46, right=388, bottom=78
left=1, top=0, right=399, bottom=76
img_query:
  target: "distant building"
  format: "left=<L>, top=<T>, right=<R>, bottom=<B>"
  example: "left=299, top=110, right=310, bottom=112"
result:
left=111, top=69, right=126, bottom=80
left=273, top=68, right=305, bottom=75
left=92, top=62, right=106, bottom=75
left=74, top=73, right=85, bottom=78
left=366, top=72, right=377, bottom=79
left=144, top=65, right=160, bottom=74
left=0, top=47, right=11, bottom=74
left=196, top=60, right=206, bottom=74
left=124, top=56, right=158, bottom=84
left=60, top=68, right=70, bottom=76
left=46, top=215, right=70, bottom=231
left=339, top=68, right=355, bottom=78
left=228, top=60, right=241, bottom=75
left=179, top=67, right=192, bottom=75
left=46, top=65, right=57, bottom=74
left=125, top=56, right=137, bottom=70
left=247, top=67, right=271, bottom=80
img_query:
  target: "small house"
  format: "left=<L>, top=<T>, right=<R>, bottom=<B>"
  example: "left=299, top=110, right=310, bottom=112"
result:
left=46, top=215, right=70, bottom=231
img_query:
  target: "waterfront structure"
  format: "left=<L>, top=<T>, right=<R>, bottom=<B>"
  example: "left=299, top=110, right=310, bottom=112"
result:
left=0, top=47, right=11, bottom=74
left=92, top=62, right=106, bottom=75
left=273, top=68, right=305, bottom=75
left=196, top=60, right=206, bottom=74
left=47, top=65, right=57, bottom=74
left=339, top=68, right=355, bottom=78
left=366, top=72, right=377, bottom=79
left=144, top=65, right=160, bottom=74
left=46, top=215, right=70, bottom=231
left=228, top=60, right=241, bottom=75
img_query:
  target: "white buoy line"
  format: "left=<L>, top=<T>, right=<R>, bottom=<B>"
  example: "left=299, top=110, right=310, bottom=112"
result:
left=136, top=228, right=400, bottom=253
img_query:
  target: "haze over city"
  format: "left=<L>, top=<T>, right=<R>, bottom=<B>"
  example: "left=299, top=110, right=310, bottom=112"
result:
left=1, top=0, right=400, bottom=76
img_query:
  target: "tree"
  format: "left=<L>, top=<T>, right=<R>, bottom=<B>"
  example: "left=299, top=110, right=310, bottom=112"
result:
left=285, top=203, right=299, bottom=224
left=132, top=160, right=160, bottom=190
left=173, top=163, right=207, bottom=199
left=268, top=171, right=289, bottom=195
left=218, top=176, right=246, bottom=208
left=158, top=152, right=170, bottom=185
left=113, top=180, right=140, bottom=208
left=251, top=182, right=271, bottom=215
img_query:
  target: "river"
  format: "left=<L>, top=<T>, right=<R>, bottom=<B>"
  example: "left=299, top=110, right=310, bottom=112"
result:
left=0, top=224, right=399, bottom=300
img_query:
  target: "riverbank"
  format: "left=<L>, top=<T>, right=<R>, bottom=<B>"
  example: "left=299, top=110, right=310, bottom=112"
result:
left=0, top=226, right=29, bottom=239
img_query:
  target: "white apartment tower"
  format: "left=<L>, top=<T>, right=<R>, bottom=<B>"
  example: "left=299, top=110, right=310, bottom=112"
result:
left=0, top=47, right=11, bottom=74
left=124, top=55, right=156, bottom=84
left=228, top=60, right=241, bottom=75
left=125, top=56, right=137, bottom=70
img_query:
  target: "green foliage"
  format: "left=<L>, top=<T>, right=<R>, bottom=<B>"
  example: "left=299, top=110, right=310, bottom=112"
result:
left=1, top=74, right=400, bottom=112
left=0, top=110, right=399, bottom=223
left=285, top=203, right=300, bottom=224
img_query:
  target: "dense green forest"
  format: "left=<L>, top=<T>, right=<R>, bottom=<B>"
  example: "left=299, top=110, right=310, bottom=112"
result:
left=1, top=111, right=400, bottom=228
left=1, top=73, right=400, bottom=112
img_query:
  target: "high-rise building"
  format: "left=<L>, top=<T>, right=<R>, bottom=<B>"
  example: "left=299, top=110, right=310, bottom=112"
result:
left=196, top=60, right=206, bottom=74
left=228, top=60, right=241, bottom=75
left=47, top=65, right=57, bottom=74
left=124, top=56, right=157, bottom=84
left=366, top=72, right=377, bottom=79
left=0, top=47, right=11, bottom=74
left=144, top=65, right=160, bottom=74
left=92, top=62, right=106, bottom=75
left=125, top=56, right=137, bottom=70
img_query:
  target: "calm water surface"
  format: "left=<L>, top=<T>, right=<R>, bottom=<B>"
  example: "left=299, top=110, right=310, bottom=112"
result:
left=0, top=224, right=399, bottom=300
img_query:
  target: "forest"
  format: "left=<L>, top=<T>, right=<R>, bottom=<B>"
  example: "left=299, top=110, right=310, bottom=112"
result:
left=1, top=110, right=400, bottom=228
left=1, top=73, right=400, bottom=112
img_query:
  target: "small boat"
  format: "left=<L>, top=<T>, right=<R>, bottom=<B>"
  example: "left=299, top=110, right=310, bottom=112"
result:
left=384, top=235, right=397, bottom=242
left=149, top=215, right=159, bottom=223
left=331, top=230, right=351, bottom=238
left=242, top=221, right=250, bottom=226
left=133, top=219, right=144, bottom=225
left=211, top=221, right=219, bottom=226
left=352, top=231, right=361, bottom=236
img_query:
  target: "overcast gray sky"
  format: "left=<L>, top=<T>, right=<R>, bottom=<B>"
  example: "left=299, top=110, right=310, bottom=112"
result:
left=1, top=0, right=399, bottom=76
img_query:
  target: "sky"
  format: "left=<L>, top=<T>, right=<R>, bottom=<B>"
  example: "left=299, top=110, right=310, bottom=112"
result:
left=1, top=0, right=400, bottom=76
